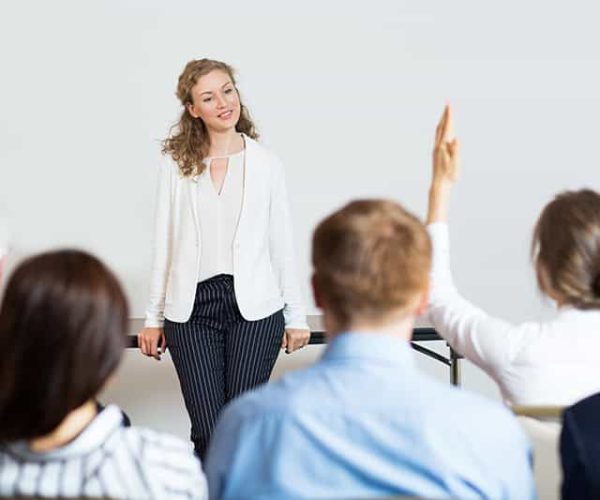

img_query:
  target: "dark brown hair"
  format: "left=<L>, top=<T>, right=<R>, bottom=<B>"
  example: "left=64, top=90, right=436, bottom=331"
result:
left=312, top=199, right=431, bottom=327
left=0, top=250, right=127, bottom=441
left=162, top=58, right=259, bottom=178
left=532, top=189, right=600, bottom=309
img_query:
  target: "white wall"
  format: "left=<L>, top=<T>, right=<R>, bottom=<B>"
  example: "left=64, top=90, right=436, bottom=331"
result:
left=2, top=1, right=599, bottom=413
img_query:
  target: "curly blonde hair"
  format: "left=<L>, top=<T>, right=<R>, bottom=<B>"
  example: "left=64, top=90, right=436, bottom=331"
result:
left=162, top=59, right=259, bottom=177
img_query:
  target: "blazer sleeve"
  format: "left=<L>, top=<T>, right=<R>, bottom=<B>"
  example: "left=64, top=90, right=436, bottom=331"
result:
left=426, top=222, right=527, bottom=374
left=561, top=407, right=592, bottom=500
left=268, top=158, right=308, bottom=330
left=144, top=158, right=175, bottom=328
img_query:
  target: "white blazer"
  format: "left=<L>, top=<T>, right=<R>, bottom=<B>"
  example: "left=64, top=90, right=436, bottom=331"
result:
left=145, top=136, right=308, bottom=330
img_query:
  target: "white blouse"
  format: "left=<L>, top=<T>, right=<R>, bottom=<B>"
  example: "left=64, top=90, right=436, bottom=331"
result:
left=427, top=222, right=600, bottom=406
left=197, top=150, right=244, bottom=283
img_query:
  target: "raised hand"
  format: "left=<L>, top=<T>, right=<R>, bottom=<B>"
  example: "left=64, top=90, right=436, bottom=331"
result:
left=428, top=105, right=460, bottom=224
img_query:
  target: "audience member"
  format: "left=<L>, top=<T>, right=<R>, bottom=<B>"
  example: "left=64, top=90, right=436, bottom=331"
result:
left=205, top=198, right=535, bottom=499
left=560, top=392, right=600, bottom=499
left=427, top=105, right=600, bottom=406
left=0, top=250, right=207, bottom=499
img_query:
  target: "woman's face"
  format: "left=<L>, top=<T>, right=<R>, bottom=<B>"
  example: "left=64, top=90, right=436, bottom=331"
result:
left=187, top=69, right=241, bottom=133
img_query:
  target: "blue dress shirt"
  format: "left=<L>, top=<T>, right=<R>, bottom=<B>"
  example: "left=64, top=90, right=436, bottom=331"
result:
left=205, top=332, right=535, bottom=499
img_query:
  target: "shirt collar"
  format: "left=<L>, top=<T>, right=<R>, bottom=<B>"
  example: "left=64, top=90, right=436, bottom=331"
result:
left=321, top=331, right=415, bottom=368
left=4, top=405, right=123, bottom=461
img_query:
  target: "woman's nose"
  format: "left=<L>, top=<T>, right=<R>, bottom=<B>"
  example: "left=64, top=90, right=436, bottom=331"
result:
left=215, top=93, right=227, bottom=108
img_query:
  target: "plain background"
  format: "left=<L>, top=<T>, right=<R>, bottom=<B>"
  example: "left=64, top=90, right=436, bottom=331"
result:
left=2, top=0, right=600, bottom=436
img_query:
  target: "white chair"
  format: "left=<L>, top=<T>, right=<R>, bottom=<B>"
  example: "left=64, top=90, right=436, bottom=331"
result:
left=512, top=406, right=563, bottom=500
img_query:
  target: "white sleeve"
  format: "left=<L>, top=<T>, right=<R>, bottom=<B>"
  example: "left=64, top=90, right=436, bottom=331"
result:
left=427, top=222, right=526, bottom=372
left=144, top=159, right=175, bottom=328
left=268, top=159, right=308, bottom=330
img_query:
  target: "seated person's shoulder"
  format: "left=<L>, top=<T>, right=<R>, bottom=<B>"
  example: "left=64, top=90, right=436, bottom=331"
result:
left=121, top=425, right=197, bottom=454
left=569, top=391, right=600, bottom=412
left=564, top=391, right=600, bottom=426
left=119, top=426, right=206, bottom=492
left=421, top=377, right=525, bottom=442
left=455, top=390, right=527, bottom=449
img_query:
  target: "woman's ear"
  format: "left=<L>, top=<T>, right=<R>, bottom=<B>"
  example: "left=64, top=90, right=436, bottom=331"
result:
left=187, top=102, right=199, bottom=119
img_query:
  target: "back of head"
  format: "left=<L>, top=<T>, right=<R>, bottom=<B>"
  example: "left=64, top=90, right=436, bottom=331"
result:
left=312, top=199, right=431, bottom=329
left=533, top=189, right=600, bottom=310
left=0, top=250, right=127, bottom=442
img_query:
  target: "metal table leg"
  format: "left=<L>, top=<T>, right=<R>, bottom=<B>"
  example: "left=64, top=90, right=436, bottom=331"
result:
left=449, top=347, right=461, bottom=386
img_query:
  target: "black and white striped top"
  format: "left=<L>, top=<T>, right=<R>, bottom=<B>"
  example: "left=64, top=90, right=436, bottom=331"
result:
left=0, top=405, right=207, bottom=499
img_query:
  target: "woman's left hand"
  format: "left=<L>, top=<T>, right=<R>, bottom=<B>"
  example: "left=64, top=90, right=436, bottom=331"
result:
left=282, top=328, right=311, bottom=353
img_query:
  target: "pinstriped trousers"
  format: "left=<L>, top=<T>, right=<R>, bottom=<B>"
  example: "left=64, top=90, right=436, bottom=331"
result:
left=164, top=274, right=284, bottom=459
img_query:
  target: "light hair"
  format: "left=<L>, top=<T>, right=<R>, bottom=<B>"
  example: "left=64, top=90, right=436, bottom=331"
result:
left=312, top=199, right=431, bottom=328
left=532, top=189, right=600, bottom=309
left=162, top=59, right=258, bottom=177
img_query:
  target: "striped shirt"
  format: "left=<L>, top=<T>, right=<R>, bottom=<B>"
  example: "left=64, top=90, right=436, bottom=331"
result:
left=0, top=405, right=207, bottom=499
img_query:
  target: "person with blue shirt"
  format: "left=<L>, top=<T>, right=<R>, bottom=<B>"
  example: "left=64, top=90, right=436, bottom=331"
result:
left=204, top=110, right=535, bottom=498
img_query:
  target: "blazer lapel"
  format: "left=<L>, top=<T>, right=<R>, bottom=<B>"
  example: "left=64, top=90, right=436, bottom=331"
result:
left=236, top=134, right=266, bottom=240
left=187, top=175, right=201, bottom=237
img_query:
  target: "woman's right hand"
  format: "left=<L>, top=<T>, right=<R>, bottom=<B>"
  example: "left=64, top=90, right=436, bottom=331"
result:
left=138, top=327, right=166, bottom=361
left=427, top=104, right=460, bottom=224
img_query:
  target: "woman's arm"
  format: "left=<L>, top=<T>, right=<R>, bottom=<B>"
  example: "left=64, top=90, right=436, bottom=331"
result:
left=269, top=158, right=310, bottom=351
left=139, top=159, right=174, bottom=358
left=426, top=106, right=524, bottom=371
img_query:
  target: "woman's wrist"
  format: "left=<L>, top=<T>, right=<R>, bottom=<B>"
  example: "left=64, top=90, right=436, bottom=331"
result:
left=427, top=183, right=452, bottom=224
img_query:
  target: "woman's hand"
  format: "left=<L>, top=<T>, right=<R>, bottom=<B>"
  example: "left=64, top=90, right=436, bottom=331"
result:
left=138, top=327, right=166, bottom=361
left=427, top=104, right=460, bottom=224
left=281, top=328, right=311, bottom=354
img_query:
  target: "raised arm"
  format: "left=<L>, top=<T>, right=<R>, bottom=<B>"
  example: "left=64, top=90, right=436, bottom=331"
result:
left=426, top=106, right=525, bottom=373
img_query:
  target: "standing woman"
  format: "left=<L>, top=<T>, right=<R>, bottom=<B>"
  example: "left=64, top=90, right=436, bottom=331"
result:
left=138, top=59, right=310, bottom=458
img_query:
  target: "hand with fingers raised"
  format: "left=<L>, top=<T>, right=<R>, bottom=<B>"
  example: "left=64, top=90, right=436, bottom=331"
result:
left=138, top=327, right=167, bottom=361
left=428, top=104, right=460, bottom=224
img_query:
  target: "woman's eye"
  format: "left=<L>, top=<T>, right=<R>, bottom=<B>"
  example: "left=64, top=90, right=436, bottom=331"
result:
left=203, top=97, right=212, bottom=103
left=224, top=88, right=233, bottom=94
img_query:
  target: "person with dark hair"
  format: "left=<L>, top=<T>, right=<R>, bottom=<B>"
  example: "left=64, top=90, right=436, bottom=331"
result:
left=427, top=105, right=600, bottom=406
left=560, top=392, right=600, bottom=499
left=137, top=58, right=309, bottom=459
left=0, top=250, right=207, bottom=499
left=204, top=198, right=534, bottom=499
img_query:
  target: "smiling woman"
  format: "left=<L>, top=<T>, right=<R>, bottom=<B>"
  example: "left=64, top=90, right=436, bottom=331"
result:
left=137, top=59, right=310, bottom=459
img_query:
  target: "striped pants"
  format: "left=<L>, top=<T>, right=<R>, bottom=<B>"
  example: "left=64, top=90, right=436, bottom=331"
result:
left=164, top=274, right=284, bottom=459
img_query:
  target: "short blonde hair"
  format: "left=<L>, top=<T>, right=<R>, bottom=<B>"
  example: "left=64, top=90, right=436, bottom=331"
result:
left=312, top=199, right=431, bottom=327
